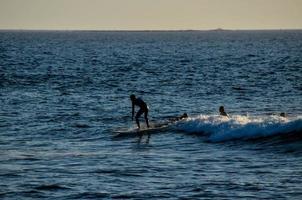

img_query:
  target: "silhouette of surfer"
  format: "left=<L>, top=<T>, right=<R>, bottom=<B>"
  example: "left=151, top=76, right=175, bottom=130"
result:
left=280, top=112, right=286, bottom=117
left=130, top=94, right=149, bottom=129
left=219, top=106, right=228, bottom=117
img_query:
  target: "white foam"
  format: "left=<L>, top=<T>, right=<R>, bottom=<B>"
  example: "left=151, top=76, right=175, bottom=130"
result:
left=175, top=114, right=302, bottom=142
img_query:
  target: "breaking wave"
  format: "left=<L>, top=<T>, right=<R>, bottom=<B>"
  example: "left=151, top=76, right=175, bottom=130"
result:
left=175, top=115, right=302, bottom=142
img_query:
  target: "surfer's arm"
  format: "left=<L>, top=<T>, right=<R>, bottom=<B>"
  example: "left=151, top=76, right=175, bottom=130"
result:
left=131, top=103, right=135, bottom=120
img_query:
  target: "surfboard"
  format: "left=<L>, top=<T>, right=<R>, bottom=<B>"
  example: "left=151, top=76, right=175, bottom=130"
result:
left=113, top=124, right=168, bottom=138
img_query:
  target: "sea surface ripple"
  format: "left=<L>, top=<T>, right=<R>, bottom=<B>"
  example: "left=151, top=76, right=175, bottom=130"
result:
left=0, top=30, right=302, bottom=199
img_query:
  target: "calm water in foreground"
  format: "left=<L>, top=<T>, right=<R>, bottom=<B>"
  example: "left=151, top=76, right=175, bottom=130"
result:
left=0, top=30, right=302, bottom=199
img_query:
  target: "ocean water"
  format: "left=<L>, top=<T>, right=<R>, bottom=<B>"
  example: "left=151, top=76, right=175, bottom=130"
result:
left=0, top=30, right=302, bottom=199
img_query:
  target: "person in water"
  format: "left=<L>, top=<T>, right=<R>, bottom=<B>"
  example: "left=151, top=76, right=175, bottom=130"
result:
left=169, top=113, right=188, bottom=122
left=219, top=106, right=228, bottom=117
left=280, top=112, right=286, bottom=117
left=130, top=94, right=150, bottom=129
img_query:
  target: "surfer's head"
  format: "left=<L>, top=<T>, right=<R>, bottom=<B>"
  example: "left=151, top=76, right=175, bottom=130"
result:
left=130, top=94, right=136, bottom=101
left=280, top=112, right=286, bottom=117
left=181, top=113, right=188, bottom=119
left=219, top=106, right=224, bottom=112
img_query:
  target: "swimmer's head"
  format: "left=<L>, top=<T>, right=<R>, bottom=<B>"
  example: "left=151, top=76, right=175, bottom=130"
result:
left=280, top=112, right=286, bottom=117
left=219, top=106, right=224, bottom=112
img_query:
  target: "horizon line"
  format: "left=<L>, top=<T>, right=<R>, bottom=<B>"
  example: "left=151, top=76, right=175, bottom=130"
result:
left=0, top=28, right=302, bottom=32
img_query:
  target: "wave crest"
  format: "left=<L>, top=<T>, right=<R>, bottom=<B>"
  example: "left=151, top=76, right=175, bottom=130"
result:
left=175, top=115, right=302, bottom=142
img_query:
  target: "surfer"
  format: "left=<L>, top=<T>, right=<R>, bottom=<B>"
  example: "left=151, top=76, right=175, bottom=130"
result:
left=169, top=113, right=188, bottom=122
left=280, top=112, right=286, bottom=117
left=152, top=113, right=188, bottom=128
left=219, top=106, right=228, bottom=117
left=130, top=94, right=150, bottom=129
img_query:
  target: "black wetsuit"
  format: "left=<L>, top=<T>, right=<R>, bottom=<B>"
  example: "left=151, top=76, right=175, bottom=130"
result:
left=131, top=97, right=149, bottom=128
left=220, top=111, right=228, bottom=117
left=133, top=98, right=148, bottom=119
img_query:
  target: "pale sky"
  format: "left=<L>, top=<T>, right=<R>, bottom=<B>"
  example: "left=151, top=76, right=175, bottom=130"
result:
left=0, top=0, right=301, bottom=30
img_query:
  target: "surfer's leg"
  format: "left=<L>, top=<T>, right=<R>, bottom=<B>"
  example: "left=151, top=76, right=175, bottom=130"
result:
left=135, top=118, right=140, bottom=129
left=135, top=109, right=143, bottom=129
left=144, top=109, right=149, bottom=128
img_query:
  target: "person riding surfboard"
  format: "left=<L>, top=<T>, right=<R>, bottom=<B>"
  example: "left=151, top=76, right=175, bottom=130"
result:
left=130, top=94, right=150, bottom=129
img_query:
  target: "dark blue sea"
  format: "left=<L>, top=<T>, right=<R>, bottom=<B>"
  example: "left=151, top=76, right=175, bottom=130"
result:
left=1, top=30, right=302, bottom=199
